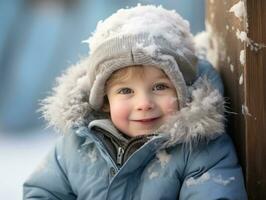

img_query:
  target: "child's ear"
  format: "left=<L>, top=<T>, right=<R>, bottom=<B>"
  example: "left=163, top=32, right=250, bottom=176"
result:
left=102, top=104, right=110, bottom=112
left=101, top=96, right=110, bottom=112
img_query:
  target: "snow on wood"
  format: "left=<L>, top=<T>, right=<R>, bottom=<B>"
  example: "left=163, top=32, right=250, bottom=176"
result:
left=229, top=1, right=246, bottom=20
left=240, top=50, right=246, bottom=65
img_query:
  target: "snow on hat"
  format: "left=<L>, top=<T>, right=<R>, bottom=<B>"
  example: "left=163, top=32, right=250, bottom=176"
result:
left=84, top=4, right=198, bottom=110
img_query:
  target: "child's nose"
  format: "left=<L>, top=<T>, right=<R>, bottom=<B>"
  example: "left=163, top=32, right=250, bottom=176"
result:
left=136, top=94, right=154, bottom=111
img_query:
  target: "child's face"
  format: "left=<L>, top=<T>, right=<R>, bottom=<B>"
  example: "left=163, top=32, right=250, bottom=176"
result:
left=105, top=65, right=179, bottom=137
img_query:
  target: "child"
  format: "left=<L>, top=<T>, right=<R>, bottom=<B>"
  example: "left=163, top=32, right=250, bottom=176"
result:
left=23, top=5, right=247, bottom=200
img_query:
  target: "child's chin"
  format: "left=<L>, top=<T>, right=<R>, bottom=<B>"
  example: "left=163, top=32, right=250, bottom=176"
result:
left=127, top=130, right=155, bottom=137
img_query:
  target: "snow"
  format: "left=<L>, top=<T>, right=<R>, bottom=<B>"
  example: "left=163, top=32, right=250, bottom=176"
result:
left=149, top=171, right=159, bottom=179
left=240, top=50, right=246, bottom=65
left=186, top=173, right=235, bottom=187
left=229, top=1, right=246, bottom=20
left=239, top=73, right=243, bottom=85
left=142, top=44, right=158, bottom=56
left=248, top=40, right=266, bottom=52
left=213, top=175, right=235, bottom=186
left=230, top=64, right=234, bottom=72
left=242, top=104, right=252, bottom=116
left=147, top=150, right=171, bottom=179
left=228, top=1, right=266, bottom=55
left=84, top=4, right=194, bottom=55
left=87, top=146, right=97, bottom=163
left=235, top=28, right=266, bottom=52
left=186, top=172, right=210, bottom=187
left=236, top=29, right=248, bottom=43
left=147, top=162, right=159, bottom=179
left=226, top=25, right=229, bottom=30
left=156, top=150, right=171, bottom=168
left=0, top=129, right=59, bottom=200
left=227, top=56, right=231, bottom=63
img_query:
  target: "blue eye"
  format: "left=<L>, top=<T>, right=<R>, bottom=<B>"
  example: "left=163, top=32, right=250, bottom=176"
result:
left=118, top=88, right=133, bottom=94
left=153, top=83, right=169, bottom=91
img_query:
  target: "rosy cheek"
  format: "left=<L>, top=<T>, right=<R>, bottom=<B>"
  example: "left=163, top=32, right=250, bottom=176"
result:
left=109, top=101, right=130, bottom=128
left=165, top=96, right=179, bottom=113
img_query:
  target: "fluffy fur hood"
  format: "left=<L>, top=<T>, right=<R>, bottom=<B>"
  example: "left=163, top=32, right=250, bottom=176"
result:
left=157, top=78, right=225, bottom=147
left=40, top=59, right=225, bottom=146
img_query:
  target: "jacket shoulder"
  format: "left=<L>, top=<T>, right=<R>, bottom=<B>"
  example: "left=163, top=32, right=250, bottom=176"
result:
left=23, top=127, right=95, bottom=199
left=178, top=134, right=247, bottom=200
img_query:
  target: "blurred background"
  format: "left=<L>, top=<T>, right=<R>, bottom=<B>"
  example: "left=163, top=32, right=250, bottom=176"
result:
left=0, top=0, right=204, bottom=199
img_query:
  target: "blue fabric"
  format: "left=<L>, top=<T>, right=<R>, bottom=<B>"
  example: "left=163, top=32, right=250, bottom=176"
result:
left=196, top=59, right=224, bottom=95
left=23, top=127, right=247, bottom=200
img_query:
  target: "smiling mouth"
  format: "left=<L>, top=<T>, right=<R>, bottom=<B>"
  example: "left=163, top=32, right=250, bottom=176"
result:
left=132, top=117, right=160, bottom=123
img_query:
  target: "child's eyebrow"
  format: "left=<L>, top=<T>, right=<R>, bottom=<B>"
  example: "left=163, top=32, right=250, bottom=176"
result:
left=113, top=76, right=169, bottom=85
left=157, top=76, right=169, bottom=80
left=153, top=74, right=170, bottom=80
left=110, top=80, right=130, bottom=86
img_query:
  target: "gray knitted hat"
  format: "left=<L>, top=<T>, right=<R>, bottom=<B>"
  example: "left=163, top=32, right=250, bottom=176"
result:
left=84, top=5, right=198, bottom=110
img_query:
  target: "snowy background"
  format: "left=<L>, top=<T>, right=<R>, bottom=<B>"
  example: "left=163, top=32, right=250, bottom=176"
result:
left=0, top=129, right=59, bottom=199
left=0, top=0, right=204, bottom=199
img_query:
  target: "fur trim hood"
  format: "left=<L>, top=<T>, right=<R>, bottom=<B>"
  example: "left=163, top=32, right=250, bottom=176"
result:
left=157, top=78, right=225, bottom=147
left=40, top=60, right=225, bottom=146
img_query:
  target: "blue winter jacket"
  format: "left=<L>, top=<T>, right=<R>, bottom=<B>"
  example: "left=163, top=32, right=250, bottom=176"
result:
left=23, top=60, right=247, bottom=199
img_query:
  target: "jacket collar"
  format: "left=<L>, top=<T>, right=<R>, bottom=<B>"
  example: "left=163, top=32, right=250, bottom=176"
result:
left=88, top=119, right=129, bottom=144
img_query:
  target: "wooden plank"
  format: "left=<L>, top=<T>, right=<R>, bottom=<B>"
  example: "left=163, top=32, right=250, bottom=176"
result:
left=245, top=0, right=266, bottom=199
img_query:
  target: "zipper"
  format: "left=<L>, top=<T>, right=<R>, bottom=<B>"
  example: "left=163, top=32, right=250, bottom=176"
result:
left=93, top=127, right=126, bottom=167
left=111, top=134, right=154, bottom=166
left=116, top=147, right=125, bottom=166
left=122, top=136, right=149, bottom=164
left=93, top=127, right=154, bottom=167
left=100, top=129, right=148, bottom=166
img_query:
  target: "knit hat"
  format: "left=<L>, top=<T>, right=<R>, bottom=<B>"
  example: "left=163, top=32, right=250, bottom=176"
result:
left=83, top=4, right=198, bottom=110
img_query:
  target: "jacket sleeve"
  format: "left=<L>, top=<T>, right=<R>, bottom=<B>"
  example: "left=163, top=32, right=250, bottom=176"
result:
left=23, top=135, right=76, bottom=200
left=179, top=134, right=247, bottom=200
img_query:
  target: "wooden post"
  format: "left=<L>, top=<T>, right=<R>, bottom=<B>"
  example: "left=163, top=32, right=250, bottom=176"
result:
left=205, top=0, right=266, bottom=199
